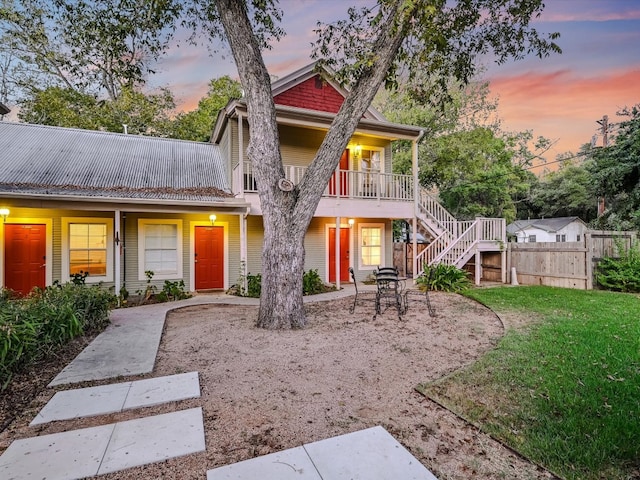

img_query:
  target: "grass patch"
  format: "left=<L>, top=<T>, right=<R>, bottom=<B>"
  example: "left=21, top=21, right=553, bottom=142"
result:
left=417, top=286, right=640, bottom=480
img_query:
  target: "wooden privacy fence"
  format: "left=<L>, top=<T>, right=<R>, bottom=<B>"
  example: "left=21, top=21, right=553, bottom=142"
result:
left=507, top=230, right=638, bottom=290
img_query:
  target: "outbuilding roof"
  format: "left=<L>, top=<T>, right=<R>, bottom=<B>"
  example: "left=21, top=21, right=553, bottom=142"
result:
left=507, top=216, right=585, bottom=235
left=0, top=103, right=9, bottom=115
left=0, top=122, right=243, bottom=207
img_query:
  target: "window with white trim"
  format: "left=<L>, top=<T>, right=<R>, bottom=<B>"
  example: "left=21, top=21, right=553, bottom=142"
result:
left=138, top=219, right=183, bottom=280
left=62, top=217, right=113, bottom=283
left=359, top=224, right=384, bottom=269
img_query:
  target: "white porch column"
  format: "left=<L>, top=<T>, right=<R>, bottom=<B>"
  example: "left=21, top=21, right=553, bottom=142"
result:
left=238, top=112, right=244, bottom=197
left=114, top=209, right=121, bottom=304
left=412, top=137, right=419, bottom=279
left=239, top=211, right=248, bottom=292
left=335, top=216, right=341, bottom=289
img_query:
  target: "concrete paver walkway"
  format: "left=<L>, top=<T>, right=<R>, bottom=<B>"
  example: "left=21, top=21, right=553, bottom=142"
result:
left=0, top=407, right=205, bottom=480
left=32, top=371, right=200, bottom=425
left=207, top=426, right=438, bottom=480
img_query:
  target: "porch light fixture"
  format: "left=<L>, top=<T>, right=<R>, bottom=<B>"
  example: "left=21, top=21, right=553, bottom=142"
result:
left=348, top=218, right=355, bottom=228
left=209, top=214, right=217, bottom=225
left=0, top=208, right=9, bottom=222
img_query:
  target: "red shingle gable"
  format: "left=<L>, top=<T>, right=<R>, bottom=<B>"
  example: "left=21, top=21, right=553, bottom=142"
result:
left=273, top=75, right=344, bottom=114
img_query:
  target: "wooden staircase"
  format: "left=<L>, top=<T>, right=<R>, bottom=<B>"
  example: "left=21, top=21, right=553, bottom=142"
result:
left=415, top=188, right=506, bottom=278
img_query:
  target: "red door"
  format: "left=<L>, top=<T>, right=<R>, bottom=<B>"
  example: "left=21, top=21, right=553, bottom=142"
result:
left=5, top=224, right=46, bottom=295
left=329, top=150, right=349, bottom=196
left=329, top=227, right=350, bottom=283
left=195, top=226, right=224, bottom=290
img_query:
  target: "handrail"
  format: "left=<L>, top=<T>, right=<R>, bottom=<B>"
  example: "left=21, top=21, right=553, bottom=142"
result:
left=237, top=161, right=414, bottom=201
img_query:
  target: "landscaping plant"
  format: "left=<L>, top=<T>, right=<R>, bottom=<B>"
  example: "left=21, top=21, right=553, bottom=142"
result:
left=416, top=264, right=471, bottom=293
left=596, top=238, right=640, bottom=292
left=0, top=283, right=116, bottom=389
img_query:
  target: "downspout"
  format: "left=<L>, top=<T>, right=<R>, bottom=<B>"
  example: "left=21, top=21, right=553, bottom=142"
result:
left=412, top=130, right=425, bottom=279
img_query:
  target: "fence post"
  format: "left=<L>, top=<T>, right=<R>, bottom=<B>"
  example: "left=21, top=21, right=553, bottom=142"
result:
left=585, top=233, right=593, bottom=290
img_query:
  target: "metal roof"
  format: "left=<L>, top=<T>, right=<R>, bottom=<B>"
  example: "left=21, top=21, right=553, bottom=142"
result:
left=0, top=122, right=238, bottom=204
left=507, top=217, right=585, bottom=234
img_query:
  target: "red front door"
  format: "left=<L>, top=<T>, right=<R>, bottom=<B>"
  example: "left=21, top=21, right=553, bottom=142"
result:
left=329, top=227, right=350, bottom=283
left=329, top=150, right=349, bottom=196
left=5, top=224, right=46, bottom=295
left=195, top=226, right=224, bottom=290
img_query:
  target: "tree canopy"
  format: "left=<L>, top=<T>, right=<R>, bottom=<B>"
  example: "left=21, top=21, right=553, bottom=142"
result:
left=0, top=0, right=180, bottom=101
left=587, top=105, right=640, bottom=230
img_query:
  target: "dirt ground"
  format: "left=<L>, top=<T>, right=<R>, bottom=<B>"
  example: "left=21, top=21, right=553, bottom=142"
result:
left=1, top=292, right=556, bottom=479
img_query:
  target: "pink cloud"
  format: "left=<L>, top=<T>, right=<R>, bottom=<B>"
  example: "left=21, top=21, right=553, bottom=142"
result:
left=489, top=68, right=640, bottom=156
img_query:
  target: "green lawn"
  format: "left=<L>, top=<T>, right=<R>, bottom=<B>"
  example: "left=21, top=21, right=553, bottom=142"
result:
left=417, top=286, right=640, bottom=480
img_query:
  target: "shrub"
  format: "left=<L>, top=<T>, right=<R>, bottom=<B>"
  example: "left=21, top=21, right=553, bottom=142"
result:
left=596, top=239, right=640, bottom=292
left=246, top=273, right=262, bottom=297
left=302, top=269, right=325, bottom=295
left=416, top=264, right=471, bottom=293
left=156, top=280, right=191, bottom=302
left=0, top=283, right=116, bottom=389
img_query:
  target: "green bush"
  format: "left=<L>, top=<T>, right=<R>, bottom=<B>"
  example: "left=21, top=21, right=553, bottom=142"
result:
left=156, top=280, right=191, bottom=302
left=596, top=240, right=640, bottom=292
left=246, top=273, right=262, bottom=298
left=0, top=283, right=116, bottom=389
left=416, top=264, right=471, bottom=293
left=302, top=269, right=325, bottom=295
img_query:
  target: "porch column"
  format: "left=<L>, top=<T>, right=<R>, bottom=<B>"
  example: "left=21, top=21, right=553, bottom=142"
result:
left=114, top=209, right=121, bottom=304
left=238, top=112, right=244, bottom=197
left=335, top=216, right=341, bottom=289
left=239, top=210, right=248, bottom=292
left=412, top=137, right=419, bottom=279
left=475, top=250, right=482, bottom=286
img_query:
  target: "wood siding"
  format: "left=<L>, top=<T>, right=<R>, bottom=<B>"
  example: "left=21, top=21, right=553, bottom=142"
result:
left=274, top=75, right=344, bottom=113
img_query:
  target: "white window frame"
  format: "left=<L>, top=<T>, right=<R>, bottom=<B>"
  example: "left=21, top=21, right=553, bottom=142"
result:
left=62, top=217, right=113, bottom=284
left=138, top=219, right=183, bottom=281
left=358, top=223, right=385, bottom=270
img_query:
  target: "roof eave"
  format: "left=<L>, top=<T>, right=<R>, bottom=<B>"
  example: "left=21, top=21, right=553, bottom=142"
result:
left=218, top=102, right=422, bottom=141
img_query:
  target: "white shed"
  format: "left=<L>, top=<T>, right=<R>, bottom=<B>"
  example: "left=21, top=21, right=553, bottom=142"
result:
left=507, top=217, right=588, bottom=243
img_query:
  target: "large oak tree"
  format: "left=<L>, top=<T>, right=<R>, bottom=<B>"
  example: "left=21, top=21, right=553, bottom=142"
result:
left=190, top=0, right=560, bottom=329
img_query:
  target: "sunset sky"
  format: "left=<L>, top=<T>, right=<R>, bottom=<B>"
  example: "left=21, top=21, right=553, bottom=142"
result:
left=153, top=1, right=640, bottom=162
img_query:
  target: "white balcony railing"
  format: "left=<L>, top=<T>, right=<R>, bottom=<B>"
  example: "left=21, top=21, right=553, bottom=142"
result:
left=235, top=162, right=414, bottom=202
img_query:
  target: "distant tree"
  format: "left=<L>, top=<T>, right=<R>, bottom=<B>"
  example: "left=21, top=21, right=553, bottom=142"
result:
left=528, top=154, right=597, bottom=222
left=0, top=0, right=180, bottom=102
left=423, top=127, right=530, bottom=223
left=171, top=76, right=242, bottom=142
left=19, top=85, right=175, bottom=135
left=588, top=105, right=640, bottom=230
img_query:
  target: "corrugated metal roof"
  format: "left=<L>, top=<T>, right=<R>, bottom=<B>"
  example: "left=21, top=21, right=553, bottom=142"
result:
left=507, top=217, right=583, bottom=234
left=0, top=122, right=235, bottom=203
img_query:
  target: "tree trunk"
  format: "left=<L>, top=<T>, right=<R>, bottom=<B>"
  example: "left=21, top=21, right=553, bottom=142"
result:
left=216, top=0, right=414, bottom=329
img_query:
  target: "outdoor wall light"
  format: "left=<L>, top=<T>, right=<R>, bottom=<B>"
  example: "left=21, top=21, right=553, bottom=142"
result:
left=209, top=214, right=217, bottom=225
left=348, top=218, right=355, bottom=227
left=0, top=208, right=9, bottom=222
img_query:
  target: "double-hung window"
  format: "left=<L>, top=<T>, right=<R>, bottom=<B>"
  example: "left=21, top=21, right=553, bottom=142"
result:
left=62, top=217, right=113, bottom=283
left=138, top=220, right=183, bottom=280
left=359, top=224, right=384, bottom=269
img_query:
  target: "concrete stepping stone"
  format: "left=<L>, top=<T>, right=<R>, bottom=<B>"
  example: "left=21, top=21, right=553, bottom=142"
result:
left=304, top=425, right=438, bottom=479
left=31, top=371, right=200, bottom=426
left=0, top=407, right=205, bottom=480
left=207, top=426, right=438, bottom=480
left=207, top=446, right=322, bottom=479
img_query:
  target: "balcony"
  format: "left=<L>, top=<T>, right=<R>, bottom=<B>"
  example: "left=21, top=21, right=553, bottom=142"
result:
left=234, top=162, right=414, bottom=202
